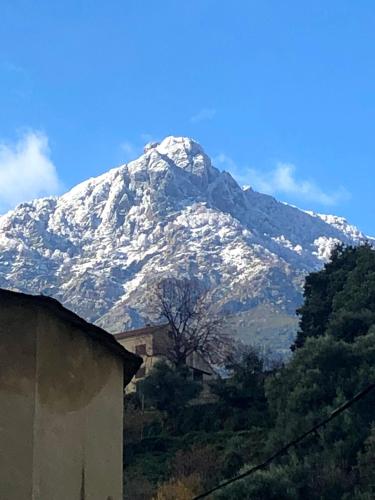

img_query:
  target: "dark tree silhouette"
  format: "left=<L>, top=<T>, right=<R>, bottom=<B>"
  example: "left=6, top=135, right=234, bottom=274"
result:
left=148, top=277, right=231, bottom=367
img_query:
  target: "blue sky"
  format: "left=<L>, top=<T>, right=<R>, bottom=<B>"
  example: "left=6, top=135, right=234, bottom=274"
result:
left=1, top=1, right=375, bottom=234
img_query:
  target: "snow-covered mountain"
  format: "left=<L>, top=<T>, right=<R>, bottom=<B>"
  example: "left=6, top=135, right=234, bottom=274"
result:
left=0, top=136, right=371, bottom=352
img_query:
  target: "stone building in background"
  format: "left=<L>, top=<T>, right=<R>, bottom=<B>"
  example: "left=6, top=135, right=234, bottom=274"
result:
left=115, top=324, right=216, bottom=393
left=0, top=289, right=141, bottom=500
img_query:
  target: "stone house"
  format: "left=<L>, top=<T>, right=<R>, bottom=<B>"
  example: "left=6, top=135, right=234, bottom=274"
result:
left=114, top=324, right=216, bottom=393
left=0, top=288, right=142, bottom=500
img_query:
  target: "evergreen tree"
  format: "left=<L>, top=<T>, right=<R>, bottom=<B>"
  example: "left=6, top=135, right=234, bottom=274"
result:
left=354, top=425, right=375, bottom=499
left=138, top=361, right=201, bottom=419
left=293, top=244, right=375, bottom=349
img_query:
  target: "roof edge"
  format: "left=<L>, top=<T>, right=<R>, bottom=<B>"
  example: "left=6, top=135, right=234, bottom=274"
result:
left=0, top=288, right=142, bottom=385
left=114, top=323, right=169, bottom=340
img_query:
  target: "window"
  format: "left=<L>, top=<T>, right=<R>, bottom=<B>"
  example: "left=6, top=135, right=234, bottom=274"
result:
left=135, top=344, right=146, bottom=355
left=135, top=366, right=146, bottom=379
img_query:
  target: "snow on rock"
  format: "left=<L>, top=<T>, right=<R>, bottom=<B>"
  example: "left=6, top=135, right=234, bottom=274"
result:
left=0, top=136, right=371, bottom=346
left=313, top=236, right=342, bottom=261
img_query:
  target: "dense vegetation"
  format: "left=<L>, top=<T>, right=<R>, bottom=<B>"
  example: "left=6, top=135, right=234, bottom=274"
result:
left=124, top=244, right=375, bottom=499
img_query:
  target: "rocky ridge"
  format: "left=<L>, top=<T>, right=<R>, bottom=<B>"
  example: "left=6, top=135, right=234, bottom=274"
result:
left=0, top=136, right=371, bottom=352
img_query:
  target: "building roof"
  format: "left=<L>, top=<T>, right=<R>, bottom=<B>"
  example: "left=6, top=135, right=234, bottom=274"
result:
left=114, top=323, right=169, bottom=340
left=0, top=288, right=142, bottom=386
left=115, top=323, right=215, bottom=376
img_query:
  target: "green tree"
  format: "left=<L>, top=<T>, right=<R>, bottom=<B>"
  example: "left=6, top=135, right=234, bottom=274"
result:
left=210, top=345, right=269, bottom=430
left=138, top=361, right=201, bottom=420
left=293, top=243, right=375, bottom=349
left=353, top=425, right=375, bottom=499
left=265, top=329, right=375, bottom=498
left=263, top=245, right=375, bottom=498
left=214, top=465, right=298, bottom=500
left=212, top=346, right=266, bottom=404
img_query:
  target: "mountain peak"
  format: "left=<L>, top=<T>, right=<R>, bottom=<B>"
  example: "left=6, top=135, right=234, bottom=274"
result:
left=142, top=136, right=205, bottom=157
left=156, top=136, right=205, bottom=156
left=135, top=136, right=214, bottom=180
left=0, top=137, right=371, bottom=354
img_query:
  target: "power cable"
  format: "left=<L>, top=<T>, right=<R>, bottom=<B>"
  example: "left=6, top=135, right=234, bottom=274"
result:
left=193, top=382, right=375, bottom=499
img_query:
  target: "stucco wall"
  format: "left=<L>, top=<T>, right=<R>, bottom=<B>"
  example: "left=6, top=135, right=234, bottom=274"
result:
left=117, top=333, right=156, bottom=392
left=33, top=307, right=124, bottom=500
left=0, top=298, right=37, bottom=499
left=0, top=295, right=125, bottom=500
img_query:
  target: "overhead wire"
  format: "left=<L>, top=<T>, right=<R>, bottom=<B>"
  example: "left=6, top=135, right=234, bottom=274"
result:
left=193, top=382, right=375, bottom=499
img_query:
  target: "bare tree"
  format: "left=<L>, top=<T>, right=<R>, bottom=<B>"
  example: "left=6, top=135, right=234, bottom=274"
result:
left=147, top=277, right=231, bottom=367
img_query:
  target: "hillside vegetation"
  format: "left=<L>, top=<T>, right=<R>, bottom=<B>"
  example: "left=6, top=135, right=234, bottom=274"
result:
left=124, top=244, right=375, bottom=499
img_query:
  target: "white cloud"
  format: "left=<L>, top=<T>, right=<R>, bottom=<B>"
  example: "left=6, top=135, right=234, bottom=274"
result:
left=190, top=108, right=216, bottom=123
left=0, top=131, right=62, bottom=212
left=214, top=153, right=238, bottom=172
left=214, top=154, right=350, bottom=207
left=120, top=140, right=137, bottom=159
left=1, top=61, right=28, bottom=76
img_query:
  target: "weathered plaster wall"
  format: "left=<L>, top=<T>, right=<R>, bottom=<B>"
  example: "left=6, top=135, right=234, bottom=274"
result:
left=0, top=298, right=37, bottom=499
left=117, top=333, right=156, bottom=391
left=0, top=295, right=125, bottom=500
left=33, top=307, right=124, bottom=500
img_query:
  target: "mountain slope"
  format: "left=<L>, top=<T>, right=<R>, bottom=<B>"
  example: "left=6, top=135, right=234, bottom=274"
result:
left=0, top=137, right=371, bottom=352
